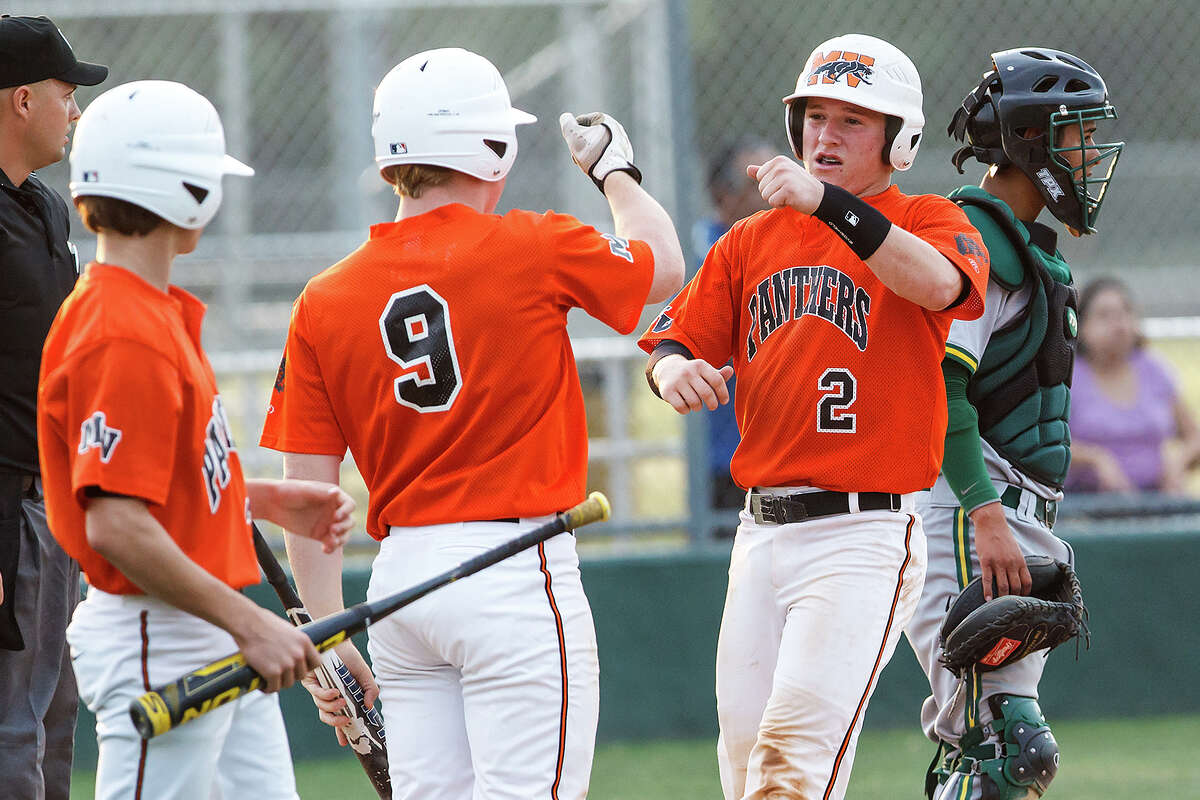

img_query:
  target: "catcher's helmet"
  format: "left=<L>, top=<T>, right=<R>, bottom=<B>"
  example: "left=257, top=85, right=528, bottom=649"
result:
left=783, top=33, right=924, bottom=171
left=372, top=47, right=536, bottom=182
left=948, top=47, right=1123, bottom=234
left=69, top=80, right=253, bottom=230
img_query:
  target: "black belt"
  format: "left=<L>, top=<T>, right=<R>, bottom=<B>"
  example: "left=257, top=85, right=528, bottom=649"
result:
left=749, top=490, right=902, bottom=525
left=1000, top=486, right=1057, bottom=528
left=475, top=517, right=520, bottom=524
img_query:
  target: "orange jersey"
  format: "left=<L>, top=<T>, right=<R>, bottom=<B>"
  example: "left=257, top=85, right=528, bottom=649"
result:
left=260, top=203, right=654, bottom=537
left=639, top=185, right=989, bottom=493
left=38, top=264, right=257, bottom=595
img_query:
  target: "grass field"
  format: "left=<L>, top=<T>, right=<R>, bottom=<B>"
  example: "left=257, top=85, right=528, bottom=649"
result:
left=70, top=713, right=1200, bottom=798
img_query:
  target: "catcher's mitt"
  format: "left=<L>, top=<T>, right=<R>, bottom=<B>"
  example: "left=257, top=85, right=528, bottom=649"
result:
left=939, top=555, right=1088, bottom=676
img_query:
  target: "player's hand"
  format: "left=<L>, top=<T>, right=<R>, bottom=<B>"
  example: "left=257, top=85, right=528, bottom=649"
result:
left=747, top=156, right=824, bottom=215
left=233, top=606, right=322, bottom=694
left=653, top=354, right=735, bottom=415
left=559, top=111, right=643, bottom=193
left=302, top=641, right=380, bottom=747
left=262, top=480, right=355, bottom=553
left=969, top=502, right=1031, bottom=601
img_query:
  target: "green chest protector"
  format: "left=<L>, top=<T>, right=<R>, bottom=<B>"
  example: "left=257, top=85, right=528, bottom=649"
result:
left=950, top=188, right=1078, bottom=489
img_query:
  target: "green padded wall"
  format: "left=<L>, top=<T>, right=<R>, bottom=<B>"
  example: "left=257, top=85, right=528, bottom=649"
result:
left=72, top=528, right=1200, bottom=768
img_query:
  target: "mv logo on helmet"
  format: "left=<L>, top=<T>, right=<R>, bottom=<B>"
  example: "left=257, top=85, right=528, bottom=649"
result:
left=807, top=51, right=876, bottom=88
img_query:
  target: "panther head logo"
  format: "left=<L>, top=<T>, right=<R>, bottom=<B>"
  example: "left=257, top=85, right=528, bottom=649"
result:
left=807, top=50, right=876, bottom=88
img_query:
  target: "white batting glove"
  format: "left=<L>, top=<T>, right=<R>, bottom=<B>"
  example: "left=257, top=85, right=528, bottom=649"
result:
left=559, top=111, right=643, bottom=194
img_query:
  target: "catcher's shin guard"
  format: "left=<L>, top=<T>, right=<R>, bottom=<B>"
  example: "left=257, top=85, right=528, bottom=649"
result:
left=950, top=694, right=1058, bottom=800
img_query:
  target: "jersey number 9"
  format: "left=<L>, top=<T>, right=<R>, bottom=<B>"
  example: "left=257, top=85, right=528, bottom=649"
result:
left=379, top=285, right=462, bottom=413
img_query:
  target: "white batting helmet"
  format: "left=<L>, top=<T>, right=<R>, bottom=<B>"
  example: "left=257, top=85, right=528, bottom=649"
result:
left=372, top=47, right=536, bottom=182
left=69, top=80, right=253, bottom=230
left=783, top=33, right=924, bottom=171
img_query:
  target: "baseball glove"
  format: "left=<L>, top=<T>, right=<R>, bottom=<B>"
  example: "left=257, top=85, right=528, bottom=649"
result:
left=939, top=555, right=1088, bottom=676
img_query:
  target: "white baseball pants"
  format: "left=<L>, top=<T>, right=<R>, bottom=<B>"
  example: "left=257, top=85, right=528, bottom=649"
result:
left=716, top=493, right=926, bottom=800
left=67, top=588, right=299, bottom=800
left=368, top=518, right=600, bottom=800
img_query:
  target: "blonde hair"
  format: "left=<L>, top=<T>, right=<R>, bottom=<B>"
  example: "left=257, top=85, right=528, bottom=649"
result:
left=380, top=164, right=456, bottom=198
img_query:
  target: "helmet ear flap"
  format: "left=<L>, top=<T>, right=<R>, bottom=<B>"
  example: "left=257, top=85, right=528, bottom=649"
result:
left=882, top=116, right=901, bottom=166
left=785, top=99, right=806, bottom=160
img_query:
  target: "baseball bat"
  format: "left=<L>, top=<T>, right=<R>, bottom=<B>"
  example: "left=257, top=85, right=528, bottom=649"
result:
left=130, top=492, right=611, bottom=740
left=251, top=524, right=391, bottom=800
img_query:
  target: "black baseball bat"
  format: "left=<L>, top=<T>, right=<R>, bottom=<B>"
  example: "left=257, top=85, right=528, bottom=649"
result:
left=252, top=524, right=391, bottom=799
left=129, top=492, right=611, bottom=740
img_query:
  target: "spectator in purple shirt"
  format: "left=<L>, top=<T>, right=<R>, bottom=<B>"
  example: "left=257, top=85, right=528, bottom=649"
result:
left=1067, top=277, right=1200, bottom=493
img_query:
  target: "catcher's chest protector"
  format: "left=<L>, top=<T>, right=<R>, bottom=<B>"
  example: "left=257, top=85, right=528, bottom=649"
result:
left=951, top=188, right=1078, bottom=489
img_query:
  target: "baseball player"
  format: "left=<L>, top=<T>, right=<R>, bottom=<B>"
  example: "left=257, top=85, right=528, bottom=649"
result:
left=638, top=34, right=990, bottom=800
left=259, top=48, right=683, bottom=799
left=37, top=80, right=355, bottom=800
left=904, top=49, right=1123, bottom=800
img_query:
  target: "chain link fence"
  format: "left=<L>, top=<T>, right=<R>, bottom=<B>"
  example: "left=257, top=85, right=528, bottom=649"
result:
left=17, top=0, right=1199, bottom=547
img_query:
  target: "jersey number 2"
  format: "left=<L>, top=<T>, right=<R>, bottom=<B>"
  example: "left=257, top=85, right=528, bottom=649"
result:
left=817, top=368, right=856, bottom=432
left=379, top=285, right=462, bottom=413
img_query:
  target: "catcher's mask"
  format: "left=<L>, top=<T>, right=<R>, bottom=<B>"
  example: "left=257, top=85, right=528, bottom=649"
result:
left=948, top=47, right=1123, bottom=234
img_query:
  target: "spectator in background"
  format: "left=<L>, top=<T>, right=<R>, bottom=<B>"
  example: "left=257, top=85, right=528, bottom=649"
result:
left=1068, top=276, right=1200, bottom=493
left=694, top=136, right=776, bottom=529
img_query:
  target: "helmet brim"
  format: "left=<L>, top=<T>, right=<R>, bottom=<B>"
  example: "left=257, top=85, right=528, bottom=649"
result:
left=511, top=107, right=537, bottom=126
left=222, top=154, right=255, bottom=177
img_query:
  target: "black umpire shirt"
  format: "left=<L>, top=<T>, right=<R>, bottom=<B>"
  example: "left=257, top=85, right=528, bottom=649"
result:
left=0, top=167, right=78, bottom=476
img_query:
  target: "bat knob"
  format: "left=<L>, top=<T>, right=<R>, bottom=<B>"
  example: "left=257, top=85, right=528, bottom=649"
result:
left=588, top=491, right=612, bottom=522
left=130, top=692, right=173, bottom=739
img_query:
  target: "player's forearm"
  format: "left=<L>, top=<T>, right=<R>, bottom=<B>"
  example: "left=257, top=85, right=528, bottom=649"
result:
left=866, top=226, right=964, bottom=310
left=284, top=533, right=346, bottom=619
left=282, top=453, right=347, bottom=618
left=85, top=496, right=258, bottom=633
left=604, top=172, right=684, bottom=303
left=941, top=359, right=999, bottom=512
left=245, top=478, right=290, bottom=523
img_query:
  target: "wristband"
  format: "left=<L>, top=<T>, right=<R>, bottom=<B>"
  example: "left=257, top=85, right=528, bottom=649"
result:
left=645, top=340, right=694, bottom=399
left=812, top=181, right=892, bottom=261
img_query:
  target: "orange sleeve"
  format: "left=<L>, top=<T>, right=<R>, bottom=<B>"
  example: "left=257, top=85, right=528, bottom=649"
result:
left=637, top=230, right=738, bottom=367
left=57, top=339, right=183, bottom=507
left=541, top=211, right=655, bottom=335
left=907, top=197, right=990, bottom=321
left=259, top=295, right=347, bottom=455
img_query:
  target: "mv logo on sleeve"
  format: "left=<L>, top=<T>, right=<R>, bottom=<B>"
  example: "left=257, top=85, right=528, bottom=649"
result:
left=601, top=233, right=634, bottom=263
left=78, top=411, right=123, bottom=463
left=202, top=396, right=238, bottom=513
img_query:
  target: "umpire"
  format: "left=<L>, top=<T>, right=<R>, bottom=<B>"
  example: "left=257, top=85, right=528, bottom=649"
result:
left=0, top=15, right=107, bottom=800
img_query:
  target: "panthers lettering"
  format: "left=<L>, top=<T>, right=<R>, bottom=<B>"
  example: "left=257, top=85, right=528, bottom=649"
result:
left=745, top=266, right=871, bottom=361
left=202, top=396, right=237, bottom=512
left=639, top=184, right=988, bottom=493
left=78, top=411, right=122, bottom=463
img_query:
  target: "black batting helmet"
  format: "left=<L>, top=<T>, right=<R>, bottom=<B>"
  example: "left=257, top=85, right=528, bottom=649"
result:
left=948, top=47, right=1123, bottom=234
